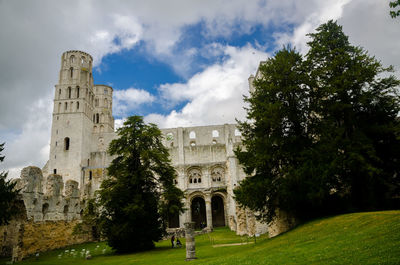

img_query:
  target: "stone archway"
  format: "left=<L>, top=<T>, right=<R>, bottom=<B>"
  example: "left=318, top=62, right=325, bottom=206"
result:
left=191, top=196, right=206, bottom=229
left=212, top=195, right=225, bottom=227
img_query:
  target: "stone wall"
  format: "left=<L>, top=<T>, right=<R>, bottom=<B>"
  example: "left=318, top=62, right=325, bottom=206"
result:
left=0, top=166, right=91, bottom=261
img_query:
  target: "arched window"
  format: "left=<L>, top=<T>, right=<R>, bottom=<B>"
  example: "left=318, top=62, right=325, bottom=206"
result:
left=96, top=113, right=99, bottom=124
left=81, top=56, right=85, bottom=65
left=65, top=102, right=68, bottom=111
left=77, top=101, right=79, bottom=110
left=100, top=125, right=104, bottom=133
left=198, top=177, right=201, bottom=183
left=104, top=88, right=108, bottom=95
left=212, top=130, right=219, bottom=138
left=189, top=131, right=196, bottom=139
left=70, top=55, right=75, bottom=64
left=89, top=171, right=92, bottom=180
left=104, top=98, right=108, bottom=107
left=58, top=89, right=61, bottom=99
left=93, top=114, right=95, bottom=123
left=70, top=67, right=73, bottom=78
left=53, top=169, right=57, bottom=174
left=76, top=87, right=80, bottom=98
left=68, top=87, right=71, bottom=99
left=58, top=103, right=61, bottom=112
left=190, top=141, right=196, bottom=146
left=64, top=137, right=70, bottom=151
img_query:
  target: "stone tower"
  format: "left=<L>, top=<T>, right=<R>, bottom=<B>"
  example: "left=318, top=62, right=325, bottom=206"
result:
left=48, top=50, right=96, bottom=184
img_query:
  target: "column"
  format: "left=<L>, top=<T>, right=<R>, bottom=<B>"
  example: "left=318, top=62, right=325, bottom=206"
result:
left=205, top=193, right=213, bottom=230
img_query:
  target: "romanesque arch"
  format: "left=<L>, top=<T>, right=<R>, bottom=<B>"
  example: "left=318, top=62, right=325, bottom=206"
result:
left=211, top=165, right=225, bottom=183
left=187, top=167, right=202, bottom=185
left=211, top=195, right=225, bottom=227
left=191, top=196, right=206, bottom=229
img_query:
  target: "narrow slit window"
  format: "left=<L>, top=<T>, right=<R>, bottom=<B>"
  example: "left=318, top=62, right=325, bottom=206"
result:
left=64, top=137, right=70, bottom=151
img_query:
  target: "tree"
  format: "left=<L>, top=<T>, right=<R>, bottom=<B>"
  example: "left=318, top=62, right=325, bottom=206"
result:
left=234, top=21, right=400, bottom=224
left=390, top=0, right=400, bottom=18
left=97, top=116, right=184, bottom=253
left=0, top=142, right=21, bottom=225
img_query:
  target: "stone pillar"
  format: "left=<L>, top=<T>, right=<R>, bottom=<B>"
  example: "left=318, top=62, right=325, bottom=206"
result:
left=205, top=193, right=213, bottom=230
left=184, top=222, right=197, bottom=261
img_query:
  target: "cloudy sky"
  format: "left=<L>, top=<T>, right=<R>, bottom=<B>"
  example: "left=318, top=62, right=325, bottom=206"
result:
left=0, top=0, right=399, bottom=178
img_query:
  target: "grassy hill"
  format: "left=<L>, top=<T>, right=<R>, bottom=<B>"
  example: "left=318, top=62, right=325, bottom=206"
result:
left=3, top=211, right=399, bottom=265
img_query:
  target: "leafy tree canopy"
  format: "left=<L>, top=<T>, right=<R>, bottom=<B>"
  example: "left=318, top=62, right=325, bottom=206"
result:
left=0, top=142, right=21, bottom=225
left=390, top=0, right=400, bottom=18
left=234, top=21, right=400, bottom=224
left=97, top=116, right=184, bottom=253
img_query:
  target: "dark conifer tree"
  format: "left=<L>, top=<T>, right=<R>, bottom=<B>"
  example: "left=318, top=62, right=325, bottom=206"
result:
left=0, top=142, right=20, bottom=225
left=98, top=116, right=184, bottom=253
left=235, top=21, right=400, bottom=223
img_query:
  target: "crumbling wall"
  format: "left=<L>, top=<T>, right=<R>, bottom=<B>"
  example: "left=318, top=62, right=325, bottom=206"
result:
left=0, top=166, right=89, bottom=261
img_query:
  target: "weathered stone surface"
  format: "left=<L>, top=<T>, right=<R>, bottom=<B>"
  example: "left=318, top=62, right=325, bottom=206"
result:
left=65, top=180, right=79, bottom=198
left=185, top=222, right=197, bottom=261
left=20, top=166, right=43, bottom=194
left=268, top=209, right=297, bottom=238
left=45, top=174, right=64, bottom=197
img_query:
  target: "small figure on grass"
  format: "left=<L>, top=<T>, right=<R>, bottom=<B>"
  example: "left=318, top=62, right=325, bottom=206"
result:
left=171, top=235, right=175, bottom=248
left=176, top=238, right=182, bottom=248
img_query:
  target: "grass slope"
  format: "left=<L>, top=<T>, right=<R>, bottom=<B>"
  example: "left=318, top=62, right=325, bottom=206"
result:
left=3, top=211, right=399, bottom=265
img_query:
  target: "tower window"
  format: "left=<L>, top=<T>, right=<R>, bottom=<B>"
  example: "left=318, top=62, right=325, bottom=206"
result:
left=81, top=56, right=85, bottom=65
left=65, top=102, right=68, bottom=111
left=68, top=87, right=71, bottom=99
left=96, top=113, right=99, bottom=124
left=70, top=67, right=73, bottom=78
left=53, top=169, right=57, bottom=174
left=189, top=131, right=196, bottom=139
left=77, top=87, right=80, bottom=98
left=89, top=171, right=92, bottom=180
left=93, top=114, right=95, bottom=123
left=77, top=101, right=79, bottom=110
left=64, top=137, right=70, bottom=151
left=58, top=103, right=61, bottom=112
left=58, top=89, right=61, bottom=98
left=104, top=88, right=108, bottom=95
left=70, top=55, right=75, bottom=63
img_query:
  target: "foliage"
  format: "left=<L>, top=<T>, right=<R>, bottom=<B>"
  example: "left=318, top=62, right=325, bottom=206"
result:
left=390, top=0, right=400, bottom=18
left=234, top=21, right=400, bottom=223
left=0, top=142, right=21, bottom=225
left=17, top=211, right=400, bottom=265
left=97, top=116, right=184, bottom=253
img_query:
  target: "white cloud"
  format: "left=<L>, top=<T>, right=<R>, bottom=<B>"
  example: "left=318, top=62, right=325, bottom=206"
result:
left=1, top=0, right=400, bottom=177
left=274, top=0, right=351, bottom=53
left=145, top=44, right=268, bottom=128
left=113, top=88, right=155, bottom=117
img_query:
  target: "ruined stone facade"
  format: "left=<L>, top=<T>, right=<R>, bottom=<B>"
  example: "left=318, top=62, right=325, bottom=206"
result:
left=2, top=51, right=285, bottom=259
left=39, top=50, right=268, bottom=236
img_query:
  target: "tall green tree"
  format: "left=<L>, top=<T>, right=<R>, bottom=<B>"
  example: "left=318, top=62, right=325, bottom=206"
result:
left=390, top=0, right=400, bottom=18
left=235, top=21, right=400, bottom=224
left=98, top=116, right=184, bottom=253
left=234, top=47, right=312, bottom=223
left=305, top=21, right=400, bottom=212
left=0, top=143, right=20, bottom=225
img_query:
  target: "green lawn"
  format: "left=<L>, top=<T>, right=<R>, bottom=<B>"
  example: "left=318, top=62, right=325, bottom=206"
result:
left=2, top=211, right=399, bottom=264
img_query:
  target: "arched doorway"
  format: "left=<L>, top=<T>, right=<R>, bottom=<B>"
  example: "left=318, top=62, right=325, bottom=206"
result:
left=212, top=195, right=225, bottom=227
left=191, top=197, right=206, bottom=229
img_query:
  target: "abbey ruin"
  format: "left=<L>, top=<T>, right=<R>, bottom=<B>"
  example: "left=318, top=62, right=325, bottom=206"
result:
left=1, top=50, right=293, bottom=260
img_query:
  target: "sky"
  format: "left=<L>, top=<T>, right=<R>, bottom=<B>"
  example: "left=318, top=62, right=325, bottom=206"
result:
left=0, top=0, right=399, bottom=178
